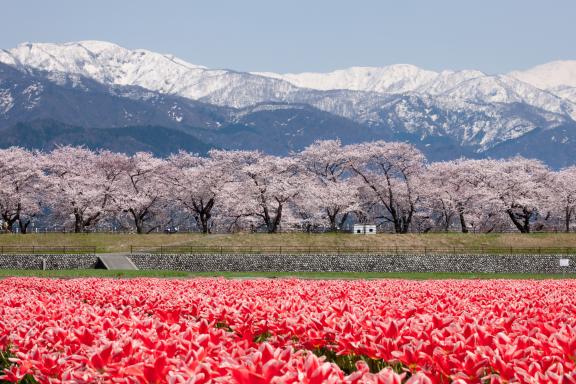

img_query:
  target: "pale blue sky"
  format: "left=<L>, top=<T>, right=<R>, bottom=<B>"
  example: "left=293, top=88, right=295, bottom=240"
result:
left=1, top=0, right=575, bottom=74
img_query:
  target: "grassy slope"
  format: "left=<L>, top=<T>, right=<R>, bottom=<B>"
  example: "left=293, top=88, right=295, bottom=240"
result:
left=0, top=270, right=572, bottom=279
left=1, top=232, right=576, bottom=253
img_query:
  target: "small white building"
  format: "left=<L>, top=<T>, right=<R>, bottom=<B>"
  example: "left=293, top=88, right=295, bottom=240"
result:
left=353, top=224, right=377, bottom=234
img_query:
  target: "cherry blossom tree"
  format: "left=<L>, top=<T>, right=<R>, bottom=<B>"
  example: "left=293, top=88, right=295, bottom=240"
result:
left=550, top=167, right=576, bottom=232
left=0, top=147, right=44, bottom=233
left=297, top=140, right=359, bottom=231
left=293, top=178, right=360, bottom=232
left=424, top=159, right=494, bottom=233
left=0, top=144, right=573, bottom=234
left=116, top=152, right=167, bottom=234
left=290, top=185, right=326, bottom=232
left=164, top=151, right=230, bottom=233
left=345, top=141, right=426, bottom=233
left=482, top=157, right=553, bottom=233
left=221, top=151, right=302, bottom=233
left=43, top=147, right=128, bottom=233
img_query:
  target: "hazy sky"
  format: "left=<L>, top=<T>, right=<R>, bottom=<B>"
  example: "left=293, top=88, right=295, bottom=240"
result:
left=1, top=0, right=575, bottom=74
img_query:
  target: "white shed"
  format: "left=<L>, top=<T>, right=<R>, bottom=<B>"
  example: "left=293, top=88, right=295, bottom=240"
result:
left=353, top=224, right=377, bottom=234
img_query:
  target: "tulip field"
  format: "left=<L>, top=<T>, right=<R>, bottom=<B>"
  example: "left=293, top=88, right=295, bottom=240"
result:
left=1, top=278, right=576, bottom=383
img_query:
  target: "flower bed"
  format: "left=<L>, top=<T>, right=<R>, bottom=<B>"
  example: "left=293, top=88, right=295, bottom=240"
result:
left=0, top=278, right=575, bottom=383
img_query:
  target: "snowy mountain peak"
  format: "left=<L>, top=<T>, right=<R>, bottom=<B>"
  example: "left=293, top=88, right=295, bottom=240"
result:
left=5, top=40, right=209, bottom=74
left=0, top=40, right=254, bottom=102
left=254, top=64, right=438, bottom=93
left=70, top=40, right=124, bottom=52
left=416, top=69, right=486, bottom=94
left=508, top=60, right=576, bottom=90
left=435, top=74, right=575, bottom=118
left=1, top=40, right=575, bottom=110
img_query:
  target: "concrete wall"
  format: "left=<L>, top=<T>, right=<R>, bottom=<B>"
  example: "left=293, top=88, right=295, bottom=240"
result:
left=129, top=253, right=576, bottom=274
left=1, top=253, right=576, bottom=274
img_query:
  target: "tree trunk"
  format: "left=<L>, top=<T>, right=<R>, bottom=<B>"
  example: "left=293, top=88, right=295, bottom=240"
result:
left=399, top=218, right=410, bottom=234
left=326, top=208, right=339, bottom=232
left=523, top=211, right=531, bottom=233
left=565, top=208, right=573, bottom=233
left=192, top=198, right=214, bottom=234
left=337, top=212, right=349, bottom=232
left=397, top=209, right=413, bottom=234
left=81, top=212, right=101, bottom=233
left=74, top=212, right=84, bottom=233
left=129, top=209, right=145, bottom=234
left=326, top=209, right=349, bottom=232
left=389, top=205, right=402, bottom=233
left=507, top=208, right=531, bottom=233
left=135, top=219, right=144, bottom=234
left=197, top=207, right=212, bottom=234
left=442, top=212, right=451, bottom=232
left=459, top=211, right=469, bottom=233
left=199, top=213, right=210, bottom=234
left=390, top=206, right=412, bottom=234
left=18, top=217, right=30, bottom=234
left=267, top=203, right=283, bottom=233
left=1, top=213, right=18, bottom=233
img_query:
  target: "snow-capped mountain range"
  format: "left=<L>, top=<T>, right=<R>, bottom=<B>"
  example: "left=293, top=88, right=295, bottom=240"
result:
left=0, top=40, right=575, bottom=166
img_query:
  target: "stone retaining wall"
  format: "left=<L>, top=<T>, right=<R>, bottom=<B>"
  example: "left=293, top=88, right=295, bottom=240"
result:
left=0, top=253, right=575, bottom=274
left=0, top=254, right=99, bottom=270
left=129, top=253, right=576, bottom=274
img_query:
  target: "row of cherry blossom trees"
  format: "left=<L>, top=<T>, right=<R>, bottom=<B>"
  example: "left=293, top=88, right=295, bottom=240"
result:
left=1, top=141, right=575, bottom=234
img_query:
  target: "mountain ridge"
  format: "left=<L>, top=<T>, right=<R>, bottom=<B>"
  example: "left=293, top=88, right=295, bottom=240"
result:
left=0, top=40, right=575, bottom=167
left=2, top=41, right=575, bottom=108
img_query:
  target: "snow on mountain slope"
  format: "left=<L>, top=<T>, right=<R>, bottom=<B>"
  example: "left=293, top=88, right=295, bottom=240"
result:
left=0, top=40, right=206, bottom=75
left=0, top=89, right=15, bottom=114
left=415, top=69, right=485, bottom=94
left=436, top=75, right=576, bottom=119
left=1, top=41, right=575, bottom=114
left=280, top=87, right=570, bottom=152
left=0, top=41, right=299, bottom=108
left=254, top=64, right=438, bottom=93
left=255, top=65, right=576, bottom=119
left=0, top=61, right=232, bottom=130
left=553, top=87, right=576, bottom=104
left=1, top=40, right=576, bottom=160
left=508, top=61, right=576, bottom=90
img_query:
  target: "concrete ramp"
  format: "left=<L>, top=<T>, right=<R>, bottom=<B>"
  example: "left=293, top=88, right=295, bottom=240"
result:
left=98, top=254, right=139, bottom=270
